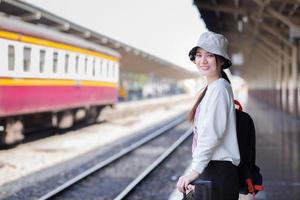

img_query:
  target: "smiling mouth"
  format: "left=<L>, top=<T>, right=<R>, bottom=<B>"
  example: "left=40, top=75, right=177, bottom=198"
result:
left=200, top=66, right=209, bottom=70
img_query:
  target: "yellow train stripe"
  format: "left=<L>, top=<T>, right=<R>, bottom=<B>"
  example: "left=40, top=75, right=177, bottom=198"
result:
left=0, top=78, right=117, bottom=87
left=80, top=80, right=117, bottom=87
left=0, top=30, right=119, bottom=62
left=0, top=30, right=20, bottom=41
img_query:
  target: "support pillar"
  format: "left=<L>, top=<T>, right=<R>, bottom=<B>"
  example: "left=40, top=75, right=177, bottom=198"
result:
left=276, top=52, right=283, bottom=109
left=289, top=46, right=298, bottom=116
left=282, top=45, right=290, bottom=112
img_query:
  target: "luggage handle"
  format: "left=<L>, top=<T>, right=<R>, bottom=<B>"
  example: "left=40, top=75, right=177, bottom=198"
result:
left=182, top=180, right=212, bottom=200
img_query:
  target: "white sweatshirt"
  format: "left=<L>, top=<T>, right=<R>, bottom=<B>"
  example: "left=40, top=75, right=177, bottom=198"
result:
left=191, top=78, right=240, bottom=174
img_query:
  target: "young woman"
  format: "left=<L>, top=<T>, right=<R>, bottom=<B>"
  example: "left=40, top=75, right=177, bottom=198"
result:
left=176, top=32, right=240, bottom=200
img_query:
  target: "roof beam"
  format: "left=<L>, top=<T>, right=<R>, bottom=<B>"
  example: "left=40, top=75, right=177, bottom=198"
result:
left=258, top=34, right=280, bottom=52
left=196, top=2, right=248, bottom=15
left=253, top=0, right=300, bottom=31
left=256, top=47, right=278, bottom=65
left=257, top=34, right=292, bottom=59
left=234, top=0, right=240, bottom=20
left=266, top=6, right=300, bottom=32
left=288, top=4, right=299, bottom=16
left=278, top=2, right=287, bottom=13
left=196, top=2, right=273, bottom=20
left=270, top=0, right=299, bottom=3
left=250, top=0, right=269, bottom=44
left=250, top=16, right=293, bottom=47
left=246, top=0, right=271, bottom=63
left=256, top=43, right=279, bottom=62
left=263, top=26, right=293, bottom=47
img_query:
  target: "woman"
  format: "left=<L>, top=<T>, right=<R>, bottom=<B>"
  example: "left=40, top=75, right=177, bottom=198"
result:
left=176, top=32, right=240, bottom=200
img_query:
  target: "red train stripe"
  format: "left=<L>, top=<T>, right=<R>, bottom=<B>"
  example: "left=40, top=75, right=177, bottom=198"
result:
left=0, top=85, right=117, bottom=116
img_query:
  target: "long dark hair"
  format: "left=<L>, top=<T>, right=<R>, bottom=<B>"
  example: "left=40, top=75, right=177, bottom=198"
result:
left=188, top=56, right=231, bottom=122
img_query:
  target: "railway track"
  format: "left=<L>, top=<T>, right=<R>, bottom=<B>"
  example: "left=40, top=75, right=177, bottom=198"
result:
left=114, top=128, right=192, bottom=200
left=37, top=114, right=192, bottom=200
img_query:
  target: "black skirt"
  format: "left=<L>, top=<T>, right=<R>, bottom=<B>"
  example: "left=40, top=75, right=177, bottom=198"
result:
left=196, top=161, right=239, bottom=200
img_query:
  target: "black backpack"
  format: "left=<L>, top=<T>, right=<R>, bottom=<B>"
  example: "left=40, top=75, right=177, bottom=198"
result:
left=234, top=100, right=264, bottom=197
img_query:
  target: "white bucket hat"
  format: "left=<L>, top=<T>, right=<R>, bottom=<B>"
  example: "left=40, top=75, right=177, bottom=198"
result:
left=189, top=31, right=232, bottom=69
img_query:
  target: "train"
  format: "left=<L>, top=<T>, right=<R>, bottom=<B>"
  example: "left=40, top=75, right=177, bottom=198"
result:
left=0, top=15, right=120, bottom=146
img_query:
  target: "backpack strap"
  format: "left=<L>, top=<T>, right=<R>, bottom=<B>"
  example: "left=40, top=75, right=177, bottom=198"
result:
left=234, top=100, right=243, bottom=111
left=246, top=178, right=264, bottom=200
left=246, top=178, right=256, bottom=200
left=254, top=185, right=264, bottom=191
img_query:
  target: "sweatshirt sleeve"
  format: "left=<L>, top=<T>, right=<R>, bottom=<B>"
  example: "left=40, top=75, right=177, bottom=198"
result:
left=191, top=85, right=230, bottom=174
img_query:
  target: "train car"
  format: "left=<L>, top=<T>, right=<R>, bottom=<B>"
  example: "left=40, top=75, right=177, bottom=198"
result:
left=0, top=15, right=120, bottom=146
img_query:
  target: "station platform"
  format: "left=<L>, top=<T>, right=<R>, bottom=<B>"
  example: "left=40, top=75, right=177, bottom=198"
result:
left=247, top=97, right=300, bottom=200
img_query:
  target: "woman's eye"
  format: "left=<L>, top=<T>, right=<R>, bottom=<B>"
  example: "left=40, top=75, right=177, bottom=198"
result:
left=208, top=54, right=214, bottom=57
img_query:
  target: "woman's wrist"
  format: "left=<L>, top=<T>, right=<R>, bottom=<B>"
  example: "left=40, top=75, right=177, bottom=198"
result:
left=188, top=170, right=200, bottom=181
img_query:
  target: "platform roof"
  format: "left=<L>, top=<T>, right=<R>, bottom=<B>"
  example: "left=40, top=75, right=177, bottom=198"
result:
left=193, top=0, right=300, bottom=78
left=0, top=0, right=197, bottom=80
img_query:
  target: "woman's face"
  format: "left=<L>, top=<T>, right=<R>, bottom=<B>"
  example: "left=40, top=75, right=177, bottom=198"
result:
left=194, top=48, right=220, bottom=77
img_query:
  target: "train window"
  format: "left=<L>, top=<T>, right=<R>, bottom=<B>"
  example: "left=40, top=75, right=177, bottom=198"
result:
left=39, top=50, right=46, bottom=73
left=8, top=45, right=15, bottom=71
left=112, top=63, right=115, bottom=78
left=75, top=55, right=79, bottom=73
left=106, top=61, right=109, bottom=77
left=23, top=47, right=31, bottom=72
left=65, top=54, right=69, bottom=73
left=53, top=52, right=58, bottom=73
left=114, top=63, right=117, bottom=78
left=84, top=57, right=88, bottom=75
left=92, top=58, right=96, bottom=77
left=99, top=59, right=103, bottom=76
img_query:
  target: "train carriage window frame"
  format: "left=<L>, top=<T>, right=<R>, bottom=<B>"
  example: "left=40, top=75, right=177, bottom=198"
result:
left=106, top=61, right=110, bottom=78
left=53, top=52, right=58, bottom=73
left=92, top=58, right=96, bottom=77
left=112, top=62, right=115, bottom=79
left=115, top=62, right=119, bottom=81
left=101, top=59, right=107, bottom=80
left=99, top=59, right=103, bottom=77
left=23, top=47, right=31, bottom=72
left=8, top=45, right=15, bottom=71
left=39, top=49, right=46, bottom=73
left=65, top=54, right=69, bottom=74
left=75, top=55, right=79, bottom=74
left=84, top=56, right=88, bottom=75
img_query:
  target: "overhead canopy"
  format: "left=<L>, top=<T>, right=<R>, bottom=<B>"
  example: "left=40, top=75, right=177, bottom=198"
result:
left=0, top=0, right=197, bottom=79
left=193, top=0, right=300, bottom=79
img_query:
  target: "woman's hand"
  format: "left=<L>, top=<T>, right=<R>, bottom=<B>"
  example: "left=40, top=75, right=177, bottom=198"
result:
left=176, top=170, right=200, bottom=193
